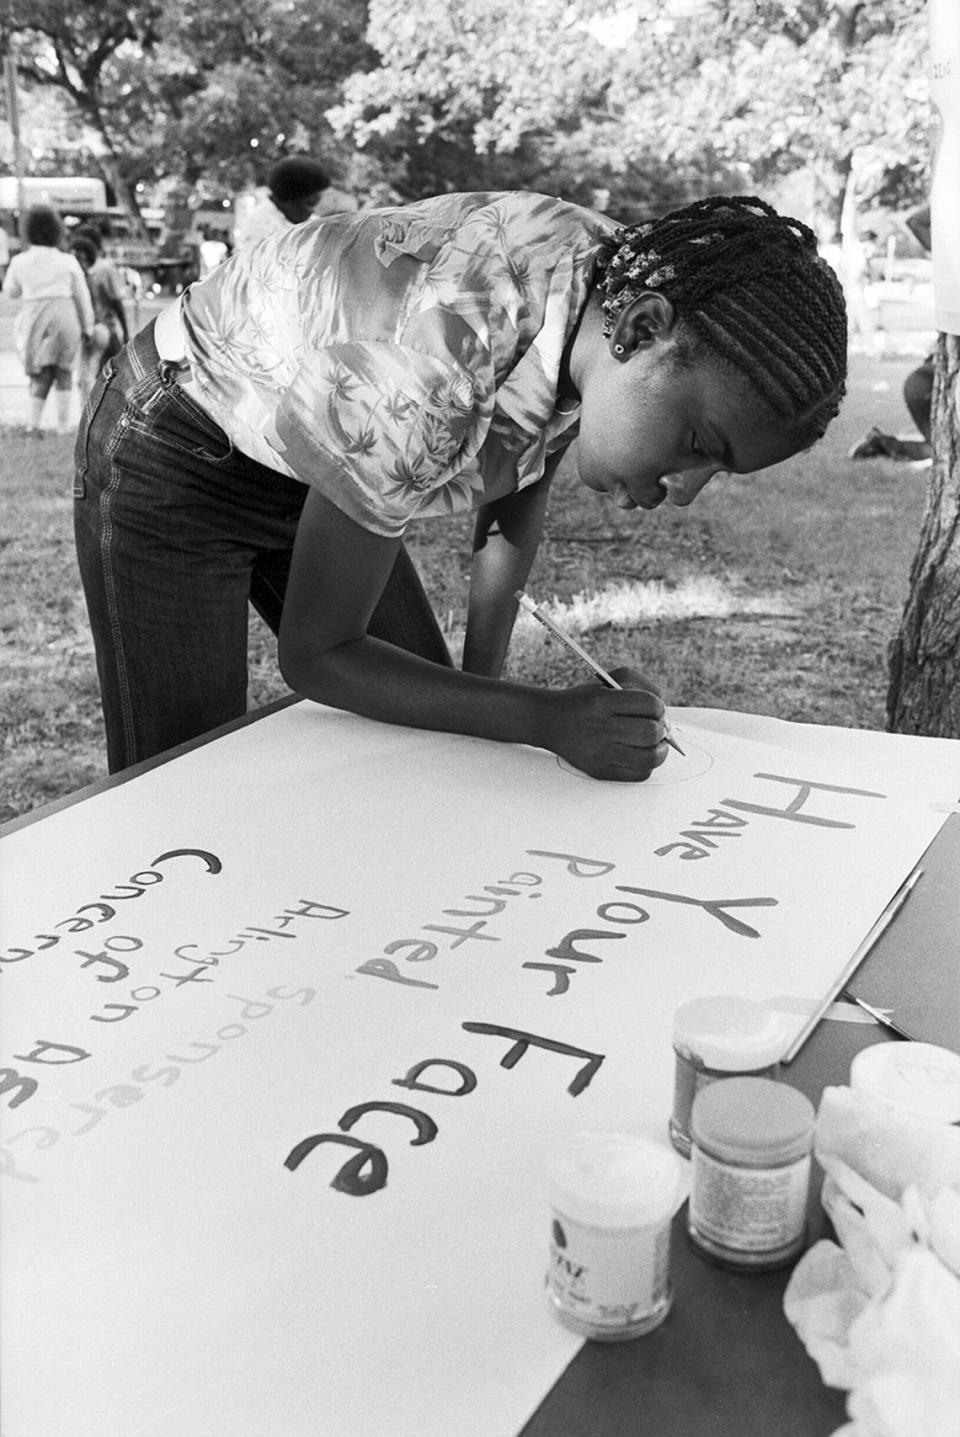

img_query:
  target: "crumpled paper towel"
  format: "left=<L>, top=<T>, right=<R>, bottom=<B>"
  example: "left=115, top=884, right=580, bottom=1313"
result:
left=783, top=1084, right=960, bottom=1435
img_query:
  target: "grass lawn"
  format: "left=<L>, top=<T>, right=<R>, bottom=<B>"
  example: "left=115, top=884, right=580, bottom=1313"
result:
left=0, top=345, right=933, bottom=824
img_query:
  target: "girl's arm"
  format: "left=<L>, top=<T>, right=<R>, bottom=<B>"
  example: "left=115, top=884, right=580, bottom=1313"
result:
left=103, top=267, right=129, bottom=341
left=107, top=291, right=128, bottom=342
left=463, top=460, right=557, bottom=678
left=69, top=261, right=95, bottom=335
left=278, top=486, right=667, bottom=781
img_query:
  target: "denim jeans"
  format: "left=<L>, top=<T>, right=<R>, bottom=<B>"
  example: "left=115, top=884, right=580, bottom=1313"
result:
left=74, top=321, right=452, bottom=773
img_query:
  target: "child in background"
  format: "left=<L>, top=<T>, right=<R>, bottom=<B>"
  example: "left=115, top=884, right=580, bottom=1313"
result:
left=74, top=192, right=847, bottom=777
left=198, top=230, right=230, bottom=279
left=2, top=204, right=94, bottom=435
left=69, top=223, right=130, bottom=399
left=233, top=155, right=332, bottom=249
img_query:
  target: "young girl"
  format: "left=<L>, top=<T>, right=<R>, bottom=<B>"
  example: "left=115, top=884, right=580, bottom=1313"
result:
left=73, top=191, right=847, bottom=779
left=69, top=230, right=130, bottom=403
left=2, top=204, right=94, bottom=435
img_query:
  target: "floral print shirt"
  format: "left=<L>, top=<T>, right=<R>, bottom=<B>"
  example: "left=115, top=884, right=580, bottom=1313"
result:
left=181, top=191, right=613, bottom=537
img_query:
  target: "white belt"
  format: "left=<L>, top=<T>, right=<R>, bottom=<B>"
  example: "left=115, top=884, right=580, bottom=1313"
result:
left=153, top=293, right=211, bottom=412
left=154, top=294, right=188, bottom=363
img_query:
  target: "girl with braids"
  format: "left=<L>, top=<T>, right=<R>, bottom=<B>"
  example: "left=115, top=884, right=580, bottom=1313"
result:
left=74, top=191, right=847, bottom=779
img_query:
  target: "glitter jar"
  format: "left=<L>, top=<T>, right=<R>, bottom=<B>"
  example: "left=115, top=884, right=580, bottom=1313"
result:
left=850, top=1040, right=960, bottom=1124
left=687, top=1077, right=814, bottom=1271
left=669, top=996, right=787, bottom=1157
left=546, top=1131, right=681, bottom=1341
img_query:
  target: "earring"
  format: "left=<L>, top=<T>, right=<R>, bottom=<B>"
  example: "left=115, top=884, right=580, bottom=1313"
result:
left=613, top=342, right=625, bottom=356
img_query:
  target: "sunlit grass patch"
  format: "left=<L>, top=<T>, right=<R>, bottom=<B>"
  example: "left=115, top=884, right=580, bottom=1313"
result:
left=533, top=576, right=795, bottom=630
left=442, top=576, right=797, bottom=664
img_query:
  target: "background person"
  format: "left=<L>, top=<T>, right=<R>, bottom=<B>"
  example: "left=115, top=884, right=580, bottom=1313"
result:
left=73, top=192, right=848, bottom=777
left=233, top=155, right=332, bottom=249
left=71, top=221, right=130, bottom=371
left=68, top=234, right=101, bottom=398
left=68, top=234, right=128, bottom=401
left=849, top=204, right=933, bottom=463
left=198, top=229, right=230, bottom=279
left=842, top=228, right=885, bottom=358
left=2, top=204, right=94, bottom=435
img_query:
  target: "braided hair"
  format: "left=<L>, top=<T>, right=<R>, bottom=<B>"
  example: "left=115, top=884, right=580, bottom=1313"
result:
left=594, top=195, right=848, bottom=441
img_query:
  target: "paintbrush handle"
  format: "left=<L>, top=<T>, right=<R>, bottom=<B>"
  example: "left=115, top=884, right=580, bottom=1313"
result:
left=515, top=591, right=685, bottom=755
left=781, top=866, right=923, bottom=1064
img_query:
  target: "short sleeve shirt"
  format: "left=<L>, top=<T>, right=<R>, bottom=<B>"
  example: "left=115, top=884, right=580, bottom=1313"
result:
left=87, top=259, right=126, bottom=331
left=232, top=188, right=291, bottom=250
left=181, top=191, right=613, bottom=537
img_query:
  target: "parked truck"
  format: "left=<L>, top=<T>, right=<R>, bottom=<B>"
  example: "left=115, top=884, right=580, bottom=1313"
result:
left=0, top=176, right=198, bottom=293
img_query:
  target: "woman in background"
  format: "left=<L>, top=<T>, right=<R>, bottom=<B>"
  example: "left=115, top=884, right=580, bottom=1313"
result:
left=1, top=204, right=94, bottom=435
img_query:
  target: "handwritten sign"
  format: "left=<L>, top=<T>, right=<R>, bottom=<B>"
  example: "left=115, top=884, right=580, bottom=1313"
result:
left=3, top=703, right=959, bottom=1435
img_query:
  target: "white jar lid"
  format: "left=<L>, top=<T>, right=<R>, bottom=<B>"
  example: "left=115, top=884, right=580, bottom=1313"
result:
left=547, top=1131, right=681, bottom=1229
left=672, top=995, right=788, bottom=1070
left=849, top=1041, right=960, bottom=1123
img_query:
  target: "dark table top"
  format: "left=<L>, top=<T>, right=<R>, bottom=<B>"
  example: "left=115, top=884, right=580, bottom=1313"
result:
left=521, top=861, right=960, bottom=1437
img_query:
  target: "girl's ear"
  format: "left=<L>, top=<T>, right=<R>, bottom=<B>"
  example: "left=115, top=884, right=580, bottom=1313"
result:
left=609, top=292, right=676, bottom=361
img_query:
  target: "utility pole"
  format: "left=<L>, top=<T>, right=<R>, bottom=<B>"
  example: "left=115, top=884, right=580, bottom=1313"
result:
left=3, top=44, right=27, bottom=232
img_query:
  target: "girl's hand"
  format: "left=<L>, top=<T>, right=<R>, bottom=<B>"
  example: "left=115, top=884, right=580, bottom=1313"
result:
left=539, top=673, right=668, bottom=781
left=281, top=490, right=670, bottom=781
left=608, top=664, right=663, bottom=697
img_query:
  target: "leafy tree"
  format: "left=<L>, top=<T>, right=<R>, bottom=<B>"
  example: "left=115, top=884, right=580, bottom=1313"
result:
left=330, top=1, right=927, bottom=227
left=327, top=0, right=732, bottom=211
left=158, top=0, right=378, bottom=195
left=2, top=1, right=380, bottom=220
left=331, top=0, right=608, bottom=152
left=617, top=0, right=929, bottom=240
left=1, top=1, right=172, bottom=229
left=0, top=76, right=93, bottom=177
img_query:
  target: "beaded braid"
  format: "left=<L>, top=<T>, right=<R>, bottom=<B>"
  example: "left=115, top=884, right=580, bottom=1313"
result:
left=594, top=195, right=848, bottom=438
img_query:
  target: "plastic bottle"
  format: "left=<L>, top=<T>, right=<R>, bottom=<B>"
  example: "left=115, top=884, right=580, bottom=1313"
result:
left=687, top=1077, right=814, bottom=1271
left=850, top=1040, right=960, bottom=1124
left=546, top=1131, right=681, bottom=1340
left=669, top=995, right=787, bottom=1157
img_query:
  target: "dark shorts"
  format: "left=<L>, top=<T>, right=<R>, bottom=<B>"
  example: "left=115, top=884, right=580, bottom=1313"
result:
left=29, top=364, right=72, bottom=398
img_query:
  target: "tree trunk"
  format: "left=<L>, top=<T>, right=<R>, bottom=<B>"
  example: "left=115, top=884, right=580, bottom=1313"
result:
left=887, top=333, right=960, bottom=735
left=813, top=153, right=852, bottom=245
left=96, top=154, right=150, bottom=241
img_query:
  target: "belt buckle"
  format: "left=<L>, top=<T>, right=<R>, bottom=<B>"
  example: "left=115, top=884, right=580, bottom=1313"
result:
left=157, top=356, right=192, bottom=388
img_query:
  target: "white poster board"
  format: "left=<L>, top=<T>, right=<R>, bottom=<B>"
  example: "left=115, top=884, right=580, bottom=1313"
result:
left=3, top=703, right=959, bottom=1436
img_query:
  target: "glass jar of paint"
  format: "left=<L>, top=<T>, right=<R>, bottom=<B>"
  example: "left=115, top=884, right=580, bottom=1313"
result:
left=669, top=995, right=787, bottom=1157
left=687, top=1077, right=814, bottom=1271
left=546, top=1131, right=680, bottom=1341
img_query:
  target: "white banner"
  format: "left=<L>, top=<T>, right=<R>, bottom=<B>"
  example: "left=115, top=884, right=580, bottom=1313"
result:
left=3, top=704, right=959, bottom=1435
